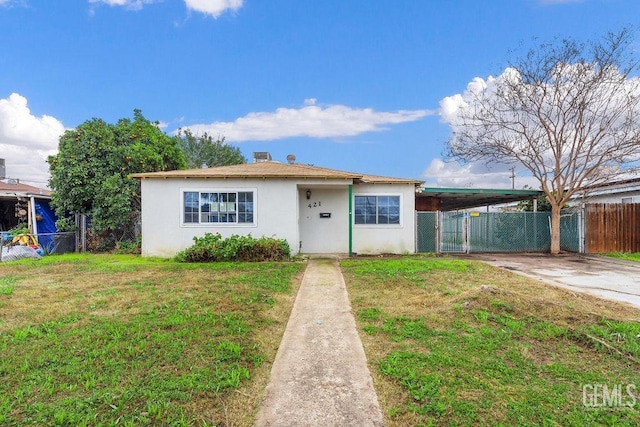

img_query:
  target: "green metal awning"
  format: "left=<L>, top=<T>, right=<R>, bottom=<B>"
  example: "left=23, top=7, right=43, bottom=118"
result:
left=418, top=187, right=543, bottom=211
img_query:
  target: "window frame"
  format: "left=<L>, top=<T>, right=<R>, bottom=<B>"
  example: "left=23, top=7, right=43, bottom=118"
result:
left=353, top=194, right=402, bottom=227
left=181, top=188, right=257, bottom=227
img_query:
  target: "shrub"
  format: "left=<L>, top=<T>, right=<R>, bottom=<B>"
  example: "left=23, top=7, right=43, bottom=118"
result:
left=9, top=224, right=29, bottom=236
left=114, top=237, right=141, bottom=255
left=175, top=233, right=291, bottom=262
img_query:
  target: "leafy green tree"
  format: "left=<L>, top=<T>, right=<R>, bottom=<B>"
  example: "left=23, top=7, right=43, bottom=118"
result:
left=517, top=186, right=553, bottom=212
left=176, top=128, right=246, bottom=168
left=517, top=195, right=552, bottom=212
left=48, top=110, right=186, bottom=234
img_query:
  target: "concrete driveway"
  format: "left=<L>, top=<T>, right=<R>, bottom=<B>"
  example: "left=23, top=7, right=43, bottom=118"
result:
left=467, top=253, right=640, bottom=309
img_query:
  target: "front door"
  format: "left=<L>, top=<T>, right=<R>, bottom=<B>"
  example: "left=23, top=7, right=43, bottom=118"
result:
left=298, top=187, right=349, bottom=253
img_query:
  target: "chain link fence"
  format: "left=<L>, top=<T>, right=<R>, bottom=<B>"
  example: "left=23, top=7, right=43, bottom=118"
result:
left=417, top=210, right=584, bottom=254
left=78, top=213, right=140, bottom=253
left=1, top=211, right=141, bottom=260
left=416, top=212, right=438, bottom=253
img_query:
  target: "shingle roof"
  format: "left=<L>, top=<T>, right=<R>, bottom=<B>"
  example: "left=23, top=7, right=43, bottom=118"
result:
left=130, top=161, right=423, bottom=186
left=0, top=180, right=51, bottom=197
left=358, top=173, right=423, bottom=185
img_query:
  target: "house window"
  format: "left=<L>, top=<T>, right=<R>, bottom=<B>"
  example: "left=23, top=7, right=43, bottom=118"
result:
left=183, top=191, right=254, bottom=224
left=354, top=195, right=400, bottom=225
left=622, top=197, right=633, bottom=204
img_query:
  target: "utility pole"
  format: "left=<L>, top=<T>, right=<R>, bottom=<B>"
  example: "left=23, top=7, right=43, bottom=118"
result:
left=510, top=167, right=516, bottom=189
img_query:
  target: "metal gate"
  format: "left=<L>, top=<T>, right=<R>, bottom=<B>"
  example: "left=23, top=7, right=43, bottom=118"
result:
left=416, top=210, right=584, bottom=253
left=440, top=211, right=467, bottom=253
left=416, top=211, right=437, bottom=253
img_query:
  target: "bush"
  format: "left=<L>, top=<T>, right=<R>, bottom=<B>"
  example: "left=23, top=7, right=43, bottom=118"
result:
left=114, top=237, right=141, bottom=255
left=175, top=233, right=291, bottom=262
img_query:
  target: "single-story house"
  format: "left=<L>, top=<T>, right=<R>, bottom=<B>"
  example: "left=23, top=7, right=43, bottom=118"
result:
left=570, top=174, right=640, bottom=205
left=131, top=155, right=423, bottom=257
left=0, top=178, right=58, bottom=250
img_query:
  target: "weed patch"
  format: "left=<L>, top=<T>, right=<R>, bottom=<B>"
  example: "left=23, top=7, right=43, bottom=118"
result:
left=0, top=277, right=16, bottom=295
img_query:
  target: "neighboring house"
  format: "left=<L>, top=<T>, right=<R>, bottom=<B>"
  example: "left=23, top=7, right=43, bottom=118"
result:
left=571, top=175, right=640, bottom=205
left=0, top=179, right=57, bottom=249
left=131, top=155, right=423, bottom=257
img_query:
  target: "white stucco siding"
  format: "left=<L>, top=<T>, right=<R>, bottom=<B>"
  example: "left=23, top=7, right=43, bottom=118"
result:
left=570, top=192, right=640, bottom=205
left=352, top=184, right=417, bottom=255
left=139, top=178, right=300, bottom=257
left=138, top=176, right=418, bottom=257
left=568, top=182, right=640, bottom=206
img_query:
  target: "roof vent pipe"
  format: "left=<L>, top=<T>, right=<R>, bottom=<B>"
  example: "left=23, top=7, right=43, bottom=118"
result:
left=286, top=154, right=296, bottom=164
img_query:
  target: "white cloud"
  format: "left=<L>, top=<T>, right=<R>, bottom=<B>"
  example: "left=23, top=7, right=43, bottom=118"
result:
left=88, top=0, right=159, bottom=10
left=0, top=93, right=65, bottom=186
left=439, top=76, right=490, bottom=124
left=87, top=0, right=243, bottom=17
left=422, top=159, right=540, bottom=189
left=438, top=62, right=640, bottom=192
left=435, top=72, right=547, bottom=189
left=184, top=0, right=243, bottom=18
left=0, top=0, right=26, bottom=7
left=183, top=100, right=433, bottom=142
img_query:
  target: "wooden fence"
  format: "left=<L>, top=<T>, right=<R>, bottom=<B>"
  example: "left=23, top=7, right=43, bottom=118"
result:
left=586, top=203, right=640, bottom=253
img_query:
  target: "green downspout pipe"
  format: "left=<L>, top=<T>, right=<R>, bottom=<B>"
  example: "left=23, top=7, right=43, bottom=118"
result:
left=348, top=184, right=353, bottom=257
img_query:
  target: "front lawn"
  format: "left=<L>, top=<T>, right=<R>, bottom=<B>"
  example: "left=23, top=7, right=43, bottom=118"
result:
left=342, top=256, right=640, bottom=426
left=4, top=253, right=639, bottom=426
left=0, top=254, right=305, bottom=426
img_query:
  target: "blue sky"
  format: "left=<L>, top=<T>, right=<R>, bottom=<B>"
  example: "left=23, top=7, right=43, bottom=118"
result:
left=1, top=0, right=639, bottom=188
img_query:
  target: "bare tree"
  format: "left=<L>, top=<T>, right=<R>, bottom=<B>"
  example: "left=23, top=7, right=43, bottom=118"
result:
left=445, top=28, right=640, bottom=254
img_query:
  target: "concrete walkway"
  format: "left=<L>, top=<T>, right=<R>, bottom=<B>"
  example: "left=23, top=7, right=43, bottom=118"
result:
left=254, top=257, right=384, bottom=427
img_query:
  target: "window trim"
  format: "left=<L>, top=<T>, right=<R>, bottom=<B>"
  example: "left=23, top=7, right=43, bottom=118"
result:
left=353, top=193, right=402, bottom=227
left=180, top=188, right=257, bottom=227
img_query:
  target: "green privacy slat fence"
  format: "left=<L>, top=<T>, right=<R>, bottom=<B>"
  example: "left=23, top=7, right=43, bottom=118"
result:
left=416, top=212, right=437, bottom=253
left=416, top=210, right=583, bottom=253
left=440, top=211, right=467, bottom=253
left=469, top=212, right=551, bottom=252
left=560, top=211, right=583, bottom=253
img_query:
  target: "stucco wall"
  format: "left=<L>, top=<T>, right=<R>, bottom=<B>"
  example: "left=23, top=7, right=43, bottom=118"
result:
left=569, top=190, right=640, bottom=206
left=352, top=183, right=417, bottom=255
left=139, top=178, right=417, bottom=257
left=579, top=192, right=640, bottom=204
left=139, top=178, right=301, bottom=257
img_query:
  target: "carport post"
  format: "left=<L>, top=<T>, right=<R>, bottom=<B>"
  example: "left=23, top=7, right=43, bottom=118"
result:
left=348, top=184, right=353, bottom=257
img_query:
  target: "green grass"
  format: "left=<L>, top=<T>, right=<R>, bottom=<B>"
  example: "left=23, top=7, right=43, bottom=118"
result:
left=5, top=253, right=639, bottom=425
left=342, top=256, right=640, bottom=426
left=606, top=252, right=640, bottom=262
left=0, top=277, right=15, bottom=295
left=0, top=254, right=305, bottom=426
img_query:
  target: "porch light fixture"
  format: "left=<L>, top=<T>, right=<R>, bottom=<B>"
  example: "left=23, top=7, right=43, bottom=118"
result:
left=306, top=189, right=312, bottom=200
